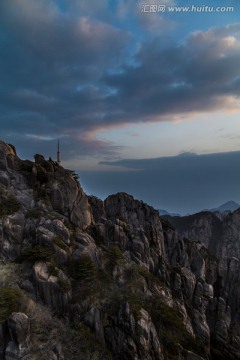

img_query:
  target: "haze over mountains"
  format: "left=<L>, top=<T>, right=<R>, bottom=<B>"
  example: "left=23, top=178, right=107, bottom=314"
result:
left=159, top=200, right=240, bottom=217
left=81, top=150, right=240, bottom=215
left=209, top=200, right=240, bottom=213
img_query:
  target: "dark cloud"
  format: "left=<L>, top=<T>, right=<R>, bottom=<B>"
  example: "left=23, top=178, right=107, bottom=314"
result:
left=0, top=0, right=131, bottom=157
left=0, top=0, right=240, bottom=160
left=103, top=24, right=240, bottom=122
left=80, top=151, right=240, bottom=214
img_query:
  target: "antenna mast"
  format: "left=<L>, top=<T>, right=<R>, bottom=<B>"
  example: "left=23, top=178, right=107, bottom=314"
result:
left=57, top=139, right=61, bottom=163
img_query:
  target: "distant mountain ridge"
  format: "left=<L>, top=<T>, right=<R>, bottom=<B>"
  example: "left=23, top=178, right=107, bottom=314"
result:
left=158, top=209, right=181, bottom=216
left=209, top=200, right=240, bottom=213
left=159, top=200, right=240, bottom=217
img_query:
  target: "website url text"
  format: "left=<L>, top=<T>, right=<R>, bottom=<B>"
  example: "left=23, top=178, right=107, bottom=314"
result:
left=141, top=4, right=234, bottom=13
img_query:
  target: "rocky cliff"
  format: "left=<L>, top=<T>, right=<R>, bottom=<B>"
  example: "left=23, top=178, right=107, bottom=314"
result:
left=0, top=140, right=240, bottom=360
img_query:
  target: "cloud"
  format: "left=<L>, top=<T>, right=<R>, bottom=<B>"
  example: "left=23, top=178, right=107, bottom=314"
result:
left=1, top=0, right=240, bottom=160
left=137, top=12, right=175, bottom=35
left=103, top=23, right=240, bottom=124
left=1, top=0, right=130, bottom=74
left=0, top=0, right=131, bottom=157
left=80, top=151, right=240, bottom=214
left=99, top=150, right=240, bottom=169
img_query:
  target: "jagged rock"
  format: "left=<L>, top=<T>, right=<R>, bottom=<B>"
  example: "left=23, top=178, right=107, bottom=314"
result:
left=189, top=243, right=206, bottom=280
left=203, top=283, right=213, bottom=299
left=0, top=141, right=18, bottom=172
left=91, top=193, right=166, bottom=271
left=164, top=230, right=189, bottom=267
left=84, top=307, right=105, bottom=345
left=1, top=140, right=240, bottom=359
left=33, top=261, right=71, bottom=314
left=214, top=319, right=228, bottom=344
left=105, top=302, right=137, bottom=359
left=193, top=310, right=210, bottom=348
left=0, top=213, right=25, bottom=260
left=47, top=169, right=92, bottom=230
left=53, top=344, right=64, bottom=360
left=171, top=271, right=182, bottom=292
left=5, top=341, right=19, bottom=360
left=136, top=309, right=162, bottom=360
left=20, top=280, right=35, bottom=295
left=0, top=172, right=10, bottom=188
left=37, top=219, right=70, bottom=245
left=88, top=195, right=106, bottom=224
left=36, top=226, right=55, bottom=245
left=0, top=324, right=6, bottom=360
left=105, top=303, right=163, bottom=360
left=193, top=282, right=204, bottom=309
left=181, top=267, right=196, bottom=304
left=4, top=313, right=30, bottom=360
left=8, top=313, right=30, bottom=349
left=185, top=351, right=205, bottom=360
left=170, top=209, right=240, bottom=260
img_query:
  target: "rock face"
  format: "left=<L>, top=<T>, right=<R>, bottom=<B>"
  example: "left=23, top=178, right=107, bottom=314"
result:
left=91, top=192, right=166, bottom=271
left=33, top=152, right=92, bottom=230
left=164, top=210, right=240, bottom=259
left=1, top=139, right=240, bottom=360
left=33, top=261, right=71, bottom=315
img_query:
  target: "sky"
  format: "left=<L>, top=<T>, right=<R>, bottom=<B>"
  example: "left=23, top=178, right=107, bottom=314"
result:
left=0, top=0, right=240, bottom=214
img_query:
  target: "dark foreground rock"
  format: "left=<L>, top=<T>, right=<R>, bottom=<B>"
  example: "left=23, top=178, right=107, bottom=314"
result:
left=0, top=139, right=240, bottom=359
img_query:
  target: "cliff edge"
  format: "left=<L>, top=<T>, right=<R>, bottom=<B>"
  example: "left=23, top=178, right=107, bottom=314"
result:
left=0, top=140, right=240, bottom=360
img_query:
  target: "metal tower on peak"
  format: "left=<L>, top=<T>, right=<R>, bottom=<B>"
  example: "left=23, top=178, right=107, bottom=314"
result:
left=57, top=139, right=61, bottom=163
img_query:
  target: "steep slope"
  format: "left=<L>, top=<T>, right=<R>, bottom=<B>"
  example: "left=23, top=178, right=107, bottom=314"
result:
left=0, top=140, right=240, bottom=360
left=164, top=210, right=240, bottom=259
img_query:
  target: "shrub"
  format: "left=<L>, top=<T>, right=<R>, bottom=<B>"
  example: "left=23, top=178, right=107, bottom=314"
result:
left=147, top=296, right=183, bottom=329
left=90, top=227, right=105, bottom=245
left=16, top=245, right=54, bottom=264
left=47, top=263, right=59, bottom=277
left=58, top=277, right=71, bottom=293
left=0, top=263, right=23, bottom=286
left=68, top=256, right=98, bottom=302
left=126, top=265, right=163, bottom=288
left=161, top=218, right=175, bottom=231
left=50, top=211, right=63, bottom=220
left=0, top=195, right=21, bottom=216
left=106, top=246, right=125, bottom=270
left=64, top=221, right=76, bottom=237
left=26, top=208, right=43, bottom=219
left=68, top=255, right=96, bottom=283
left=70, top=170, right=79, bottom=181
left=106, top=288, right=144, bottom=321
left=52, top=235, right=67, bottom=250
left=20, top=160, right=33, bottom=172
left=36, top=172, right=48, bottom=184
left=62, top=323, right=113, bottom=360
left=166, top=263, right=182, bottom=275
left=116, top=216, right=127, bottom=223
left=147, top=295, right=202, bottom=356
left=123, top=290, right=143, bottom=320
left=0, top=287, right=22, bottom=323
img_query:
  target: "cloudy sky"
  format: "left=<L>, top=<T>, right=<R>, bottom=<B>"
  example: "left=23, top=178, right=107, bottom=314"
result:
left=1, top=0, right=240, bottom=214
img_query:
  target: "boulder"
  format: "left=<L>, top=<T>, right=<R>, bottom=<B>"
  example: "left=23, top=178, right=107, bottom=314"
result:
left=33, top=262, right=71, bottom=314
left=8, top=312, right=30, bottom=349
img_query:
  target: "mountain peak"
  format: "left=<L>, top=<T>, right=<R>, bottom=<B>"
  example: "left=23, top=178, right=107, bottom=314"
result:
left=211, top=200, right=240, bottom=212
